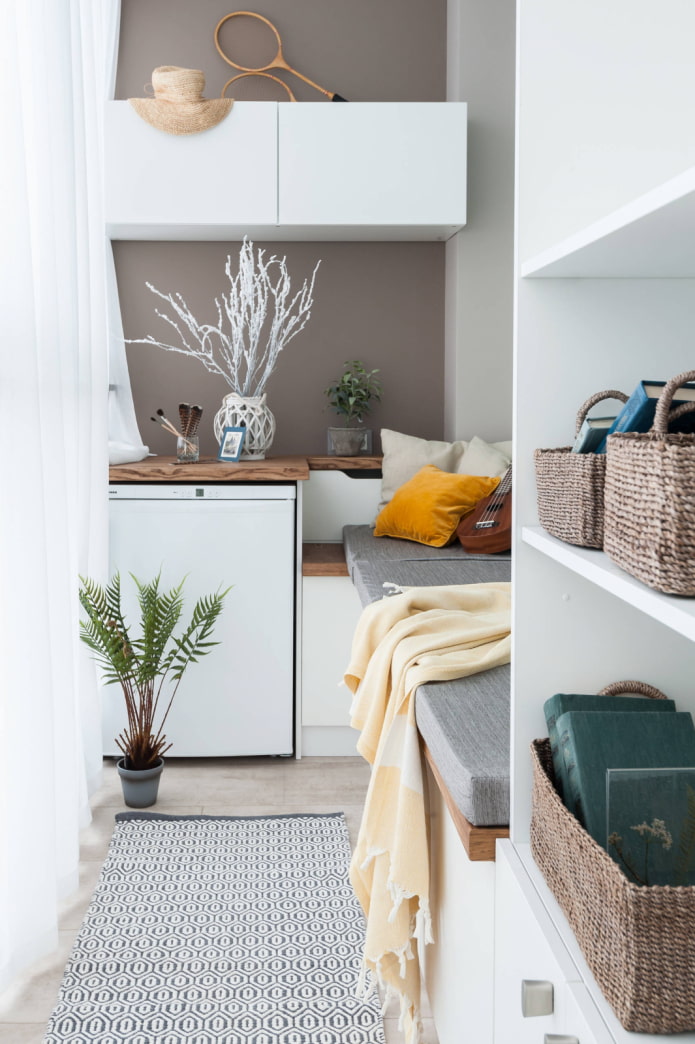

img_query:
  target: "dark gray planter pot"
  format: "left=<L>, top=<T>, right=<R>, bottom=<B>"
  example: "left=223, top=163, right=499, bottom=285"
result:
left=328, top=426, right=368, bottom=456
left=117, top=757, right=164, bottom=808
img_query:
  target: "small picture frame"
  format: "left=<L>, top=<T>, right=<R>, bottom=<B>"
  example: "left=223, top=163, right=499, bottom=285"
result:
left=217, top=426, right=246, bottom=462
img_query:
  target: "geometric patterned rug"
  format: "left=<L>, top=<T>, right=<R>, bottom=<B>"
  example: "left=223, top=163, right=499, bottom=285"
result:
left=42, top=812, right=386, bottom=1043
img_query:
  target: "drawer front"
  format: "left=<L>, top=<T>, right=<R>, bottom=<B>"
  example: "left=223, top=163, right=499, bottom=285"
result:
left=494, top=841, right=580, bottom=1043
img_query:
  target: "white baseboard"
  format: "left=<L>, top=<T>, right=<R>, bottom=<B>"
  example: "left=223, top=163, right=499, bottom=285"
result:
left=301, top=726, right=361, bottom=756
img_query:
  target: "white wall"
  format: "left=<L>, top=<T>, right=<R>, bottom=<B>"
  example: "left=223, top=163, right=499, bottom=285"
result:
left=444, top=0, right=516, bottom=443
left=517, top=0, right=695, bottom=262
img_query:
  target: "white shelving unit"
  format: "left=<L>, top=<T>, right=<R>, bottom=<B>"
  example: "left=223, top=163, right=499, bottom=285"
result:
left=507, top=1, right=695, bottom=1040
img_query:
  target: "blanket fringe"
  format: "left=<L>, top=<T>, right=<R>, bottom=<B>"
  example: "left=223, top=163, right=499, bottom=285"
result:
left=364, top=955, right=424, bottom=1044
left=382, top=581, right=406, bottom=596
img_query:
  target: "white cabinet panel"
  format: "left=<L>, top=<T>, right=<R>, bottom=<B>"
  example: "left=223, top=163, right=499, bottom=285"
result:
left=301, top=576, right=361, bottom=728
left=563, top=982, right=614, bottom=1044
left=105, top=101, right=278, bottom=237
left=278, top=103, right=467, bottom=231
left=425, top=769, right=495, bottom=1044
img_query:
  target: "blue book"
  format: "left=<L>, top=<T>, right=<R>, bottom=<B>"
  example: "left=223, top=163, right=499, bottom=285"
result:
left=544, top=693, right=676, bottom=800
left=594, top=379, right=695, bottom=454
left=571, top=415, right=617, bottom=454
left=556, top=710, right=695, bottom=848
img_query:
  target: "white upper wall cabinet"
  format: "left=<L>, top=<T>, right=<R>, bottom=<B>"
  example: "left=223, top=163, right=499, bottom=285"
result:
left=105, top=102, right=278, bottom=239
left=105, top=101, right=467, bottom=241
left=278, top=103, right=467, bottom=236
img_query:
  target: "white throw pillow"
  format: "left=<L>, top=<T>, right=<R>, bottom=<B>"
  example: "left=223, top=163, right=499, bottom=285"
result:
left=378, top=429, right=468, bottom=510
left=458, top=435, right=511, bottom=477
left=492, top=440, right=513, bottom=458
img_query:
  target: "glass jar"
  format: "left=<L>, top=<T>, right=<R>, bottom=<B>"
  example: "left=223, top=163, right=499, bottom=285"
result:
left=176, top=435, right=199, bottom=464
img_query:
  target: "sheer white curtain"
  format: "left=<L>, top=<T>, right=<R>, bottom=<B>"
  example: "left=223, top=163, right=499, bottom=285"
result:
left=0, top=0, right=117, bottom=992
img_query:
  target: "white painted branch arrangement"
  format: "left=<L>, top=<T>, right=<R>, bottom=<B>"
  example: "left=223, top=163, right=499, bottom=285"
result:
left=128, top=238, right=321, bottom=398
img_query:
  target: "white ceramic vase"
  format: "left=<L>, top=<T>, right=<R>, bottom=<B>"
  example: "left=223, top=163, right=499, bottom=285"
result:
left=213, top=393, right=276, bottom=460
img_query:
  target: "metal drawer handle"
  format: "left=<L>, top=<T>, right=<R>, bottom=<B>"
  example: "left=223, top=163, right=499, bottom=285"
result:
left=544, top=1036, right=579, bottom=1044
left=521, top=979, right=554, bottom=1017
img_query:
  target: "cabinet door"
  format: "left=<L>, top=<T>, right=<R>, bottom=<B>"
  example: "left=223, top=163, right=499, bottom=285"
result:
left=494, top=841, right=582, bottom=1043
left=301, top=576, right=362, bottom=727
left=105, top=102, right=278, bottom=235
left=278, top=103, right=467, bottom=231
left=106, top=495, right=295, bottom=756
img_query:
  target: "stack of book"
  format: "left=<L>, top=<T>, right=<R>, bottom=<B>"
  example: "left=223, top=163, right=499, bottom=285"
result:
left=572, top=378, right=695, bottom=454
left=544, top=692, right=695, bottom=886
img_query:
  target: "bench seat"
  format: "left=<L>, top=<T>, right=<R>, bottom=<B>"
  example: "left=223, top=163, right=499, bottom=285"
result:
left=342, top=525, right=511, bottom=827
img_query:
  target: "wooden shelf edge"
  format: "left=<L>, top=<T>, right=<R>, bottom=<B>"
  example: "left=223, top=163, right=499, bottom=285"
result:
left=423, top=744, right=509, bottom=862
left=307, top=455, right=383, bottom=471
left=302, top=543, right=349, bottom=577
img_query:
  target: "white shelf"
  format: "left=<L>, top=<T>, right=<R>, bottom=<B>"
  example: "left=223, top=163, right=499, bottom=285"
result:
left=522, top=526, right=695, bottom=641
left=521, top=166, right=695, bottom=278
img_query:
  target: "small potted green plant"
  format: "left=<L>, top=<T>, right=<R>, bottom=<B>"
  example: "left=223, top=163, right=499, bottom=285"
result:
left=324, top=359, right=383, bottom=456
left=79, top=572, right=229, bottom=808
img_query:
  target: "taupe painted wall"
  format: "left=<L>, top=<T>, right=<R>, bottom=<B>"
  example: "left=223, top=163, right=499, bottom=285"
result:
left=116, top=0, right=446, bottom=103
left=114, top=241, right=445, bottom=457
left=115, top=1, right=450, bottom=457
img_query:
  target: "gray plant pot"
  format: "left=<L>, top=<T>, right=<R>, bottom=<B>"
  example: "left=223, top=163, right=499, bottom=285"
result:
left=117, top=757, right=164, bottom=808
left=328, top=426, right=367, bottom=456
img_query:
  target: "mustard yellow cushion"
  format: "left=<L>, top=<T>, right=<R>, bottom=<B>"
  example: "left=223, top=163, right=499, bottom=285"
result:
left=373, top=465, right=500, bottom=547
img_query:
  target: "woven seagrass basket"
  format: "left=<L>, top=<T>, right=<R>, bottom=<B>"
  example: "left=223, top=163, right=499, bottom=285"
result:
left=534, top=389, right=628, bottom=549
left=531, top=724, right=695, bottom=1034
left=604, top=370, right=695, bottom=595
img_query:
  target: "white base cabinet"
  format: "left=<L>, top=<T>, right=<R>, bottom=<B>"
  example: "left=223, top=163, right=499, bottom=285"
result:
left=494, top=842, right=611, bottom=1044
left=424, top=766, right=495, bottom=1044
left=300, top=575, right=363, bottom=756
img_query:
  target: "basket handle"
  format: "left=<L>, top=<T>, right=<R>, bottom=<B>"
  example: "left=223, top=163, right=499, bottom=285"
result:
left=598, top=680, right=669, bottom=700
left=574, top=390, right=629, bottom=437
left=653, top=370, right=695, bottom=433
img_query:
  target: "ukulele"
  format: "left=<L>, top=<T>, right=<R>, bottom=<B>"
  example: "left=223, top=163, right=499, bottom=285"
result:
left=456, top=465, right=512, bottom=554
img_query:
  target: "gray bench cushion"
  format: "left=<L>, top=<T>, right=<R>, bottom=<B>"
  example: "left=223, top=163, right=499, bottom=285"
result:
left=350, top=556, right=512, bottom=608
left=416, top=668, right=510, bottom=826
left=343, top=524, right=511, bottom=579
left=342, top=524, right=510, bottom=827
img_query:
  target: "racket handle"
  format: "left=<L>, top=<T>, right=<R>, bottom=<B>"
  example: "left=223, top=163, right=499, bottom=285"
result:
left=331, top=92, right=349, bottom=102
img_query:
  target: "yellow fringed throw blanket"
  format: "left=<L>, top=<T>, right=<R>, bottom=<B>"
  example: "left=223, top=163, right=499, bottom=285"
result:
left=344, top=582, right=512, bottom=1044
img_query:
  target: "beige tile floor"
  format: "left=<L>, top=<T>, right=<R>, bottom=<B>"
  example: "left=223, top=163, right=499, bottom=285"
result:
left=0, top=756, right=438, bottom=1044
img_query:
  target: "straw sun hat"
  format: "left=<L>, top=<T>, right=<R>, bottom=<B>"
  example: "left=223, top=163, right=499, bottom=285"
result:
left=128, top=66, right=233, bottom=135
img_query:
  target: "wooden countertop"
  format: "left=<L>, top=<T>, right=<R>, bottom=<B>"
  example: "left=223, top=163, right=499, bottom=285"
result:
left=109, top=454, right=383, bottom=482
left=109, top=455, right=311, bottom=482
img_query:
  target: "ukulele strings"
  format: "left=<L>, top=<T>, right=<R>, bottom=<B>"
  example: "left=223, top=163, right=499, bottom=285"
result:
left=477, top=469, right=512, bottom=525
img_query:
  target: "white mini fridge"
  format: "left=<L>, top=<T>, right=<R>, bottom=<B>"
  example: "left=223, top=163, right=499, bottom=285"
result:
left=106, top=483, right=296, bottom=757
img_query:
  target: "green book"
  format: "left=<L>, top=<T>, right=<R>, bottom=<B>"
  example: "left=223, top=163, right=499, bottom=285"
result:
left=544, top=693, right=676, bottom=801
left=556, top=710, right=695, bottom=848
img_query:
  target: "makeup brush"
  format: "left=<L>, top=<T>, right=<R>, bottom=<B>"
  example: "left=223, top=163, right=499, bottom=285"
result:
left=151, top=410, right=196, bottom=453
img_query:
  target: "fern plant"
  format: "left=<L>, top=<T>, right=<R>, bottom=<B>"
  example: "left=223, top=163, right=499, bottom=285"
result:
left=79, top=573, right=230, bottom=770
